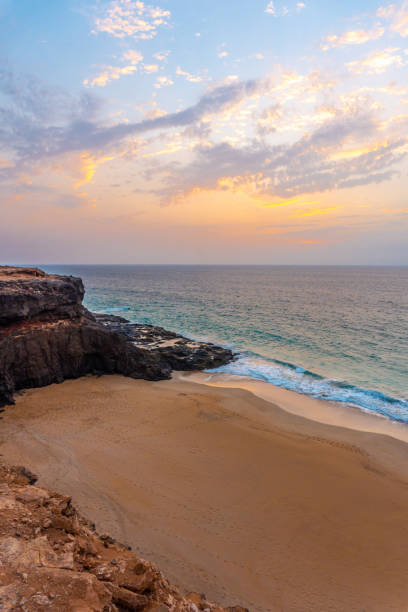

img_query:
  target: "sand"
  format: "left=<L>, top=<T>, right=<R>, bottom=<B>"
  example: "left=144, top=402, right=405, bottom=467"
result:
left=1, top=374, right=408, bottom=612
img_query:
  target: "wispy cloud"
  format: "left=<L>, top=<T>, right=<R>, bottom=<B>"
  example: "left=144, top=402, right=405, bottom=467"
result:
left=154, top=75, right=174, bottom=88
left=0, top=68, right=103, bottom=124
left=92, top=0, right=170, bottom=40
left=265, top=1, right=305, bottom=17
left=347, top=47, right=404, bottom=74
left=257, top=104, right=282, bottom=134
left=153, top=50, right=170, bottom=62
left=265, top=1, right=289, bottom=17
left=377, top=1, right=408, bottom=37
left=2, top=65, right=406, bottom=208
left=0, top=72, right=268, bottom=165
left=176, top=67, right=204, bottom=83
left=321, top=27, right=384, bottom=50
left=142, top=63, right=159, bottom=73
left=150, top=107, right=407, bottom=202
left=83, top=50, right=143, bottom=87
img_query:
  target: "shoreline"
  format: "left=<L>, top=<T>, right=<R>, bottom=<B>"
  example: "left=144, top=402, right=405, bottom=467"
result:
left=199, top=352, right=408, bottom=424
left=181, top=370, right=408, bottom=443
left=1, top=373, right=408, bottom=610
left=179, top=370, right=408, bottom=481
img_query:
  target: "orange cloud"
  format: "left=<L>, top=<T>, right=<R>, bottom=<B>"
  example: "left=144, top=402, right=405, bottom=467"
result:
left=83, top=50, right=143, bottom=87
left=264, top=197, right=320, bottom=208
left=74, top=153, right=114, bottom=188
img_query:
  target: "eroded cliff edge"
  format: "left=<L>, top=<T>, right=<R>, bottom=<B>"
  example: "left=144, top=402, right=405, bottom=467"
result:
left=0, top=461, right=247, bottom=611
left=0, top=266, right=234, bottom=407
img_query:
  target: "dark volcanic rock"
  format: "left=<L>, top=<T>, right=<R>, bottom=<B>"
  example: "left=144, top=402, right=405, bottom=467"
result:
left=0, top=267, right=234, bottom=407
left=0, top=266, right=85, bottom=326
left=94, top=314, right=234, bottom=372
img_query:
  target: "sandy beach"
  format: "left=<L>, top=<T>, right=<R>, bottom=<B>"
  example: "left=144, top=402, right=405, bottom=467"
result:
left=1, top=374, right=408, bottom=612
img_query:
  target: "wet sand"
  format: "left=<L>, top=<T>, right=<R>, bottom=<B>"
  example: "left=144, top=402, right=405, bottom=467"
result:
left=1, top=374, right=408, bottom=611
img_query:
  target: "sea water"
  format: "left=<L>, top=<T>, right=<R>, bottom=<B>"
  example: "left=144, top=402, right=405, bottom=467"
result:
left=42, top=265, right=408, bottom=423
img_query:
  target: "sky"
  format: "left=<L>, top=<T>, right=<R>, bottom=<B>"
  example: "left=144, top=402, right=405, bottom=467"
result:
left=1, top=0, right=408, bottom=264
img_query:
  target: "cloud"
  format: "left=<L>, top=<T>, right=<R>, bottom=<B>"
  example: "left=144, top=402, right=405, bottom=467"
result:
left=265, top=1, right=304, bottom=17
left=257, top=104, right=282, bottom=134
left=82, top=50, right=162, bottom=87
left=143, top=106, right=168, bottom=120
left=377, top=4, right=397, bottom=19
left=321, top=27, right=384, bottom=50
left=92, top=0, right=170, bottom=40
left=0, top=71, right=268, bottom=166
left=176, top=67, right=204, bottom=83
left=142, top=63, right=159, bottom=73
left=0, top=68, right=103, bottom=122
left=347, top=47, right=404, bottom=74
left=153, top=50, right=170, bottom=62
left=150, top=108, right=407, bottom=202
left=265, top=1, right=289, bottom=16
left=83, top=50, right=143, bottom=87
left=73, top=152, right=115, bottom=188
left=154, top=75, right=174, bottom=88
left=377, top=1, right=408, bottom=37
left=253, top=69, right=335, bottom=110
left=265, top=1, right=276, bottom=14
left=3, top=67, right=405, bottom=207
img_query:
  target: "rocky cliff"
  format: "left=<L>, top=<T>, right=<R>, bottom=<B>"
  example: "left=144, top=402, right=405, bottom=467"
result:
left=0, top=267, right=234, bottom=407
left=0, top=461, right=247, bottom=611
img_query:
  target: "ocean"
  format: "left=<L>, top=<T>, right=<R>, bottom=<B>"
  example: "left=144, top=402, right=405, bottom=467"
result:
left=42, top=265, right=408, bottom=423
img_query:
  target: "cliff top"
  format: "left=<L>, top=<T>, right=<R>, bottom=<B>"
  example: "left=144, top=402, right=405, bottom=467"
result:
left=0, top=266, right=47, bottom=280
left=0, top=266, right=84, bottom=327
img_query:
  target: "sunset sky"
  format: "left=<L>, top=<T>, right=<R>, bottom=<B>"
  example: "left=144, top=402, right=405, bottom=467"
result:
left=1, top=0, right=408, bottom=264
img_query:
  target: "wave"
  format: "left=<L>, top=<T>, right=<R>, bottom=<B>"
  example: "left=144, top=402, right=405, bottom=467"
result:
left=98, top=307, right=131, bottom=313
left=209, top=353, right=408, bottom=423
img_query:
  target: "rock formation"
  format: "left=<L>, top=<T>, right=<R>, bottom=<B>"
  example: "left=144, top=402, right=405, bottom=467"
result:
left=93, top=314, right=234, bottom=372
left=0, top=267, right=234, bottom=407
left=0, top=461, right=248, bottom=611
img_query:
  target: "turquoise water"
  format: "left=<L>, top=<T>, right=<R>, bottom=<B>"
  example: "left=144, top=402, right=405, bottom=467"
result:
left=43, top=265, right=408, bottom=423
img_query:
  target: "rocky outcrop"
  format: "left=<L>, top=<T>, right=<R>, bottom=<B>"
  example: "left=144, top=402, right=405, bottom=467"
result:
left=0, top=267, right=234, bottom=407
left=94, top=314, right=234, bottom=372
left=0, top=267, right=86, bottom=326
left=0, top=461, right=248, bottom=611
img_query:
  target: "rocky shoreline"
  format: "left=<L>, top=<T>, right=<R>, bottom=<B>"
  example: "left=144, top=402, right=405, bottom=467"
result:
left=93, top=313, right=234, bottom=373
left=0, top=266, right=234, bottom=408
